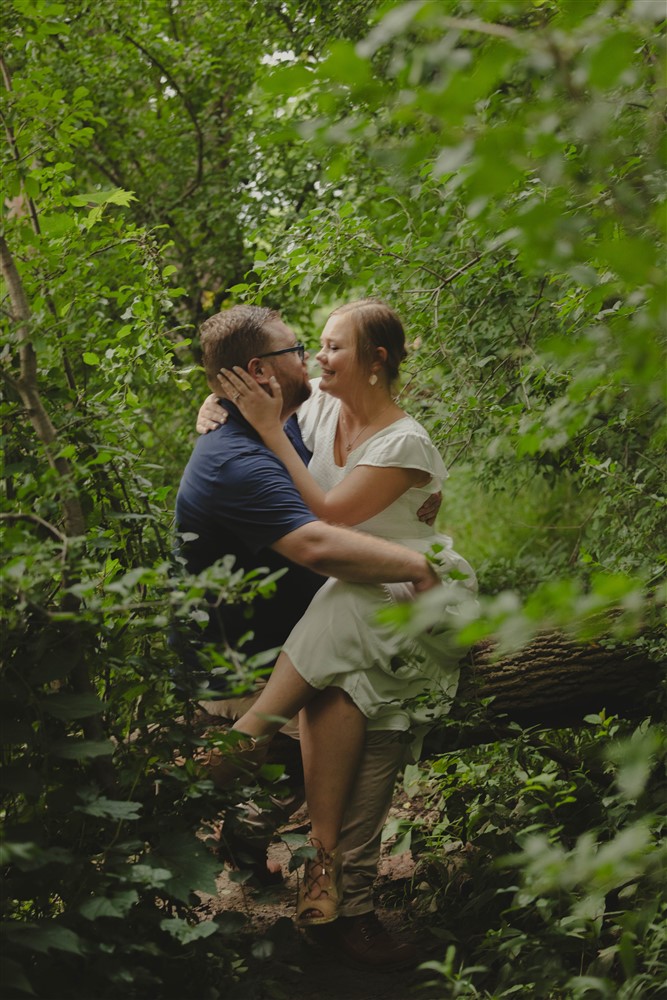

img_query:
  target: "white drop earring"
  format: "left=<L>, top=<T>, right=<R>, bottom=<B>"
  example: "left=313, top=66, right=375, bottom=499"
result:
left=369, top=373, right=378, bottom=386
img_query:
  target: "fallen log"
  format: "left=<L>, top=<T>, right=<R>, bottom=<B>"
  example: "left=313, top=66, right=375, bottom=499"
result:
left=426, top=631, right=663, bottom=752
left=185, top=632, right=663, bottom=855
left=190, top=631, right=662, bottom=757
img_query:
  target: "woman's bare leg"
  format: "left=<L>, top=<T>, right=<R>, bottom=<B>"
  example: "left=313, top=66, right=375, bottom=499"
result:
left=231, top=651, right=319, bottom=740
left=299, top=687, right=366, bottom=853
left=233, top=655, right=366, bottom=851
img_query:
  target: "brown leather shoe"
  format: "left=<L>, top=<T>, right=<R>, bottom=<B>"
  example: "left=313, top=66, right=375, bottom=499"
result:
left=305, top=912, right=420, bottom=972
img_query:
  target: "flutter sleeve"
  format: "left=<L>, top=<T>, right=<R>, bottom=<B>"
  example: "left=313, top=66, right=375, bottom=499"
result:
left=356, top=421, right=448, bottom=488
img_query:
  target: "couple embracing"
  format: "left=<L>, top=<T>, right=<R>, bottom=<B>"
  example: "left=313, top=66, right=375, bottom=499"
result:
left=175, top=299, right=476, bottom=970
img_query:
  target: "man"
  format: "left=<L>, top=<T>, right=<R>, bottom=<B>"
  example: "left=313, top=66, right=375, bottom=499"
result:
left=176, top=305, right=438, bottom=970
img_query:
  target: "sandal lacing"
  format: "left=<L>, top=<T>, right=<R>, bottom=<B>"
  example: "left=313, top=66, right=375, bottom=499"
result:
left=296, top=839, right=341, bottom=926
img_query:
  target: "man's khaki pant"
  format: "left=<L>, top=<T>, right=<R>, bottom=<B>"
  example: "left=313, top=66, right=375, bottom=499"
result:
left=337, top=729, right=412, bottom=917
left=199, top=695, right=411, bottom=917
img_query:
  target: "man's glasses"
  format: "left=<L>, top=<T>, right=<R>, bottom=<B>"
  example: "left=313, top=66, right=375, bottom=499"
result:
left=257, top=342, right=305, bottom=362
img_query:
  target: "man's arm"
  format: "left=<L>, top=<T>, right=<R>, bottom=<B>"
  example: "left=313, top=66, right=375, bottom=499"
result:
left=195, top=394, right=442, bottom=525
left=271, top=521, right=439, bottom=593
left=197, top=393, right=225, bottom=433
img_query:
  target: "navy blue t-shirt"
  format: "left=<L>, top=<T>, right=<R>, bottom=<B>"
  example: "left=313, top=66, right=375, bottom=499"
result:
left=175, top=407, right=323, bottom=684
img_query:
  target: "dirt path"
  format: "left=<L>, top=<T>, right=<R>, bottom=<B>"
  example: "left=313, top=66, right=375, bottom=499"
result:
left=200, top=799, right=447, bottom=1000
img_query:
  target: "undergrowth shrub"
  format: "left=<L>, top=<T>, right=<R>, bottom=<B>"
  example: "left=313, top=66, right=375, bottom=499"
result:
left=413, top=717, right=667, bottom=998
left=0, top=534, right=291, bottom=999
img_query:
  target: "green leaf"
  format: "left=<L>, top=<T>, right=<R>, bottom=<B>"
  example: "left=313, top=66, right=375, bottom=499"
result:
left=79, top=891, right=138, bottom=920
left=228, top=869, right=254, bottom=885
left=320, top=41, right=372, bottom=87
left=149, top=833, right=222, bottom=903
left=4, top=923, right=85, bottom=956
left=214, top=911, right=247, bottom=935
left=75, top=792, right=142, bottom=821
left=42, top=692, right=104, bottom=720
left=83, top=352, right=100, bottom=366
left=596, top=237, right=658, bottom=284
left=52, top=739, right=114, bottom=759
left=260, top=63, right=314, bottom=96
left=390, top=829, right=412, bottom=855
left=70, top=187, right=136, bottom=207
left=3, top=844, right=74, bottom=872
left=159, top=918, right=218, bottom=945
left=40, top=213, right=76, bottom=236
left=251, top=938, right=274, bottom=960
left=127, top=864, right=172, bottom=888
left=588, top=32, right=639, bottom=89
left=0, top=956, right=36, bottom=996
left=279, top=832, right=308, bottom=851
left=85, top=206, right=104, bottom=227
left=0, top=842, right=39, bottom=866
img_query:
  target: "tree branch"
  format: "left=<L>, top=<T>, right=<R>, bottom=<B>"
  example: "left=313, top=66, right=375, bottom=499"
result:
left=0, top=56, right=41, bottom=237
left=1, top=237, right=114, bottom=788
left=439, top=17, right=520, bottom=43
left=0, top=511, right=66, bottom=543
left=122, top=33, right=205, bottom=210
left=0, top=235, right=86, bottom=537
left=2, top=55, right=79, bottom=394
left=352, top=234, right=485, bottom=288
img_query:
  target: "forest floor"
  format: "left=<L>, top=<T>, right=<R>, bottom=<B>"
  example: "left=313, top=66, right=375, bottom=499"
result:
left=198, top=789, right=454, bottom=1000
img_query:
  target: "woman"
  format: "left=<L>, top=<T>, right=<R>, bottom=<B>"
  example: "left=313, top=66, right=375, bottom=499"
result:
left=198, top=300, right=476, bottom=925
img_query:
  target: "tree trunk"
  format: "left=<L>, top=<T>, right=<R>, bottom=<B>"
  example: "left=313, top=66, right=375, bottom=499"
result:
left=1, top=234, right=113, bottom=788
left=426, top=631, right=662, bottom=752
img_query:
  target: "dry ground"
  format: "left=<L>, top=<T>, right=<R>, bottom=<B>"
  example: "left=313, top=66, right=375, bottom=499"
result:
left=197, top=795, right=452, bottom=1000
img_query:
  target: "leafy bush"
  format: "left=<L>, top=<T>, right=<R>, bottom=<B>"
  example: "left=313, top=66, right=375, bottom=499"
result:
left=2, top=1, right=665, bottom=997
left=415, top=718, right=667, bottom=997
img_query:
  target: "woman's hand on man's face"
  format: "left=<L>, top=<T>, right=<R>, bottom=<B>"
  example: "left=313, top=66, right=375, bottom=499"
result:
left=196, top=393, right=228, bottom=434
left=217, top=367, right=283, bottom=437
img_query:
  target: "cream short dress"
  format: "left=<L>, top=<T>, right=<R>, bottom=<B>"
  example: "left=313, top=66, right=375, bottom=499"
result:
left=282, top=381, right=477, bottom=749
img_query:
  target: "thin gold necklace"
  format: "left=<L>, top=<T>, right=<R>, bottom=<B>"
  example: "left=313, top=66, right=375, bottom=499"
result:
left=340, top=400, right=395, bottom=453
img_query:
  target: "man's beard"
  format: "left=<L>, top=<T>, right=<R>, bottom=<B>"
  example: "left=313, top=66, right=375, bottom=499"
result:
left=282, top=371, right=312, bottom=412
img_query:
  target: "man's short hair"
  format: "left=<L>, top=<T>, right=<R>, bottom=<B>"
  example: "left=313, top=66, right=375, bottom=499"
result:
left=200, top=306, right=279, bottom=389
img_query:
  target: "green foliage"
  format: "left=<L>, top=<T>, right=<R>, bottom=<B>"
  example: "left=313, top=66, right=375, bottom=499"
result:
left=243, top=0, right=666, bottom=649
left=1, top=2, right=345, bottom=994
left=1, top=0, right=665, bottom=997
left=1, top=529, right=285, bottom=996
left=414, top=718, right=667, bottom=997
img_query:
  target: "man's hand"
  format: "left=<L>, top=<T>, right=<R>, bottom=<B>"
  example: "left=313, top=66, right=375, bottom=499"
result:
left=417, top=491, right=442, bottom=527
left=197, top=394, right=227, bottom=434
left=413, top=559, right=441, bottom=593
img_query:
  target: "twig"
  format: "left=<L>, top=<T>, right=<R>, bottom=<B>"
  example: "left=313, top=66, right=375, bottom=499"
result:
left=122, top=33, right=204, bottom=210
left=0, top=60, right=41, bottom=237
left=439, top=16, right=520, bottom=43
left=0, top=511, right=66, bottom=542
left=524, top=275, right=547, bottom=344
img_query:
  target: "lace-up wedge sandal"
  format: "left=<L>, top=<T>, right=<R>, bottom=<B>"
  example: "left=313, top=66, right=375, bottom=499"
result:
left=197, top=734, right=270, bottom=789
left=296, top=840, right=342, bottom=926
